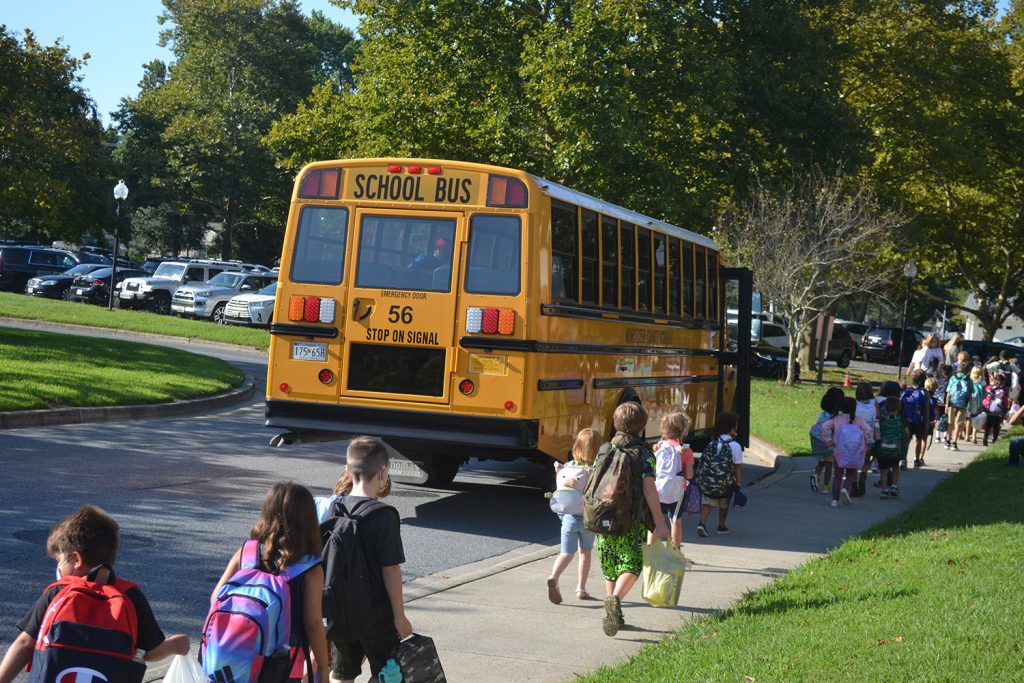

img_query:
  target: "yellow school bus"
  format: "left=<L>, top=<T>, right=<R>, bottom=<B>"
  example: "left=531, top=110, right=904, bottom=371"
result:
left=265, top=159, right=751, bottom=485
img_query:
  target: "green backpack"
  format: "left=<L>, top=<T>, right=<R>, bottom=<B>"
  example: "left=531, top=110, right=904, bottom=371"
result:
left=694, top=437, right=736, bottom=499
left=583, top=434, right=654, bottom=536
left=877, top=413, right=904, bottom=461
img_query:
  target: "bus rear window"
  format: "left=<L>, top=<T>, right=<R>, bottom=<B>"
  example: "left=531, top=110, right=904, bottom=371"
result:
left=466, top=215, right=521, bottom=295
left=356, top=215, right=456, bottom=292
left=291, top=206, right=349, bottom=284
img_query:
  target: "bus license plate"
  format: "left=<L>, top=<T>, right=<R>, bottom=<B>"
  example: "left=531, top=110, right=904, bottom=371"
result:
left=292, top=341, right=327, bottom=362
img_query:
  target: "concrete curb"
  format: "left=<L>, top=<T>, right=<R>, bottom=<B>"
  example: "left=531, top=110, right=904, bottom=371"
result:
left=0, top=316, right=268, bottom=355
left=0, top=373, right=256, bottom=430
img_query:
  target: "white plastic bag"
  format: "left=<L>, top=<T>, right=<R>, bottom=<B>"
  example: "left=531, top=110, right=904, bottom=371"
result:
left=641, top=541, right=692, bottom=608
left=162, top=654, right=204, bottom=683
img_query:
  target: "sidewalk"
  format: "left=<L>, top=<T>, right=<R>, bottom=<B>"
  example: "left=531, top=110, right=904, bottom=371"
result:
left=398, top=439, right=982, bottom=682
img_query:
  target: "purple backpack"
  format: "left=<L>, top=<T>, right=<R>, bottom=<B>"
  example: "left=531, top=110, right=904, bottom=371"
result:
left=833, top=419, right=866, bottom=469
left=200, top=540, right=320, bottom=683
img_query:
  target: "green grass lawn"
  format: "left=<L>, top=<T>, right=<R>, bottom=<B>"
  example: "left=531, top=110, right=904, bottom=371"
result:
left=0, top=327, right=246, bottom=410
left=0, top=291, right=270, bottom=350
left=582, top=433, right=1024, bottom=681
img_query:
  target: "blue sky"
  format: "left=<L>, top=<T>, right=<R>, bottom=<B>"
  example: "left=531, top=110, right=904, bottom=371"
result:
left=2, top=0, right=358, bottom=125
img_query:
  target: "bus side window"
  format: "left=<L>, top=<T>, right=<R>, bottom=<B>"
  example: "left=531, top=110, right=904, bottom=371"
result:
left=708, top=251, right=719, bottom=321
left=653, top=233, right=666, bottom=315
left=580, top=209, right=598, bottom=306
left=600, top=215, right=618, bottom=308
left=683, top=242, right=694, bottom=317
left=620, top=222, right=635, bottom=310
left=637, top=228, right=651, bottom=312
left=669, top=237, right=680, bottom=316
left=466, top=214, right=521, bottom=295
left=291, top=206, right=348, bottom=285
left=551, top=201, right=578, bottom=303
left=695, top=246, right=706, bottom=319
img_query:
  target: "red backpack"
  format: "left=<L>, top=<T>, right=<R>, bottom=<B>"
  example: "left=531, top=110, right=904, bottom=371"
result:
left=28, top=565, right=146, bottom=683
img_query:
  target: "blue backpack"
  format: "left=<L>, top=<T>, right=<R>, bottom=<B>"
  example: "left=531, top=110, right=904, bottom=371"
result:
left=947, top=374, right=970, bottom=409
left=900, top=387, right=928, bottom=424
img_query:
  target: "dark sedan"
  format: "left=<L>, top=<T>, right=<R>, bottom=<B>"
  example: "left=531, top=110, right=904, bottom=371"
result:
left=68, top=268, right=148, bottom=304
left=24, top=264, right=108, bottom=299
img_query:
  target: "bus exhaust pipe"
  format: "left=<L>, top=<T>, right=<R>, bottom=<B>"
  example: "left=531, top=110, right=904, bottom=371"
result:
left=269, top=430, right=350, bottom=447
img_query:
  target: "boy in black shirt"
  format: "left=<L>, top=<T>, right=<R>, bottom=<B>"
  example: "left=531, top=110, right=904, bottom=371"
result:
left=0, top=505, right=188, bottom=683
left=328, top=437, right=411, bottom=683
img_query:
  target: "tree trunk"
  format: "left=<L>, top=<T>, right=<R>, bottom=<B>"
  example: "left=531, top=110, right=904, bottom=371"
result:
left=785, top=328, right=802, bottom=386
left=799, top=323, right=816, bottom=372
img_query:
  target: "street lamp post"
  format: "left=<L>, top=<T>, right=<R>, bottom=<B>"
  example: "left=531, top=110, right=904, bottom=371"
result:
left=896, top=260, right=918, bottom=383
left=108, top=180, right=129, bottom=311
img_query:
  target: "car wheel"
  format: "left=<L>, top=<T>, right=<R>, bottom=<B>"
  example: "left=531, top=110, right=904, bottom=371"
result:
left=837, top=350, right=852, bottom=369
left=150, top=293, right=171, bottom=315
left=61, top=287, right=74, bottom=301
left=212, top=303, right=227, bottom=325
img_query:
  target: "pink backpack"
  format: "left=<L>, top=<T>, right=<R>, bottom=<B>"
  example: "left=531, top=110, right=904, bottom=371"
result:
left=833, top=419, right=866, bottom=469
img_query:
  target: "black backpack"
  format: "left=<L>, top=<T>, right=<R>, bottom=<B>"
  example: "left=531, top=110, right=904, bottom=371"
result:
left=320, top=498, right=396, bottom=641
left=694, top=437, right=737, bottom=499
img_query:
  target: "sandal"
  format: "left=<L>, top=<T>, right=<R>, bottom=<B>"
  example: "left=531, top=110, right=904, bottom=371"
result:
left=575, top=589, right=590, bottom=600
left=547, top=578, right=562, bottom=605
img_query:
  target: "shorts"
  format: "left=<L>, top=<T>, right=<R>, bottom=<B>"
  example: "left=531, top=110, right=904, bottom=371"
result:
left=559, top=513, right=595, bottom=554
left=660, top=501, right=685, bottom=519
left=948, top=406, right=966, bottom=430
left=702, top=495, right=731, bottom=509
left=597, top=519, right=645, bottom=580
left=330, top=622, right=399, bottom=681
left=907, top=421, right=928, bottom=439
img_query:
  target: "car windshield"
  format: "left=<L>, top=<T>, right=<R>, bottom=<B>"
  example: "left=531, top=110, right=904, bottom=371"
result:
left=258, top=282, right=277, bottom=296
left=153, top=263, right=186, bottom=279
left=88, top=268, right=113, bottom=279
left=64, top=264, right=99, bottom=276
left=207, top=273, right=243, bottom=288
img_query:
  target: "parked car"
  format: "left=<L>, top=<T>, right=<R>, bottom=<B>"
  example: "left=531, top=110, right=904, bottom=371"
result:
left=140, top=257, right=173, bottom=275
left=119, top=259, right=265, bottom=314
left=0, top=246, right=80, bottom=292
left=223, top=281, right=277, bottom=327
left=960, top=340, right=1024, bottom=368
left=859, top=327, right=924, bottom=364
left=68, top=267, right=148, bottom=305
left=756, top=320, right=857, bottom=368
left=172, top=270, right=277, bottom=324
left=999, top=335, right=1024, bottom=347
left=24, top=264, right=108, bottom=299
left=729, top=323, right=798, bottom=379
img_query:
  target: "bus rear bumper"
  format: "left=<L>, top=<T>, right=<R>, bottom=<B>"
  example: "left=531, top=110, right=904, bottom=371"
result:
left=265, top=399, right=540, bottom=453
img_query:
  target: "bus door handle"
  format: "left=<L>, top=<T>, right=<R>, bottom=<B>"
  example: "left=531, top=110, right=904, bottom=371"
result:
left=353, top=299, right=373, bottom=322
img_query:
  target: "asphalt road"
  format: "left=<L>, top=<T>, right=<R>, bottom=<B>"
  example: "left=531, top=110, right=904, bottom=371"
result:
left=0, top=333, right=558, bottom=648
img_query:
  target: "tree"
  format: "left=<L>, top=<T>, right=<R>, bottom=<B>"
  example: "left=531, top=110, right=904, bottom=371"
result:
left=0, top=27, right=112, bottom=243
left=717, top=168, right=905, bottom=385
left=129, top=203, right=207, bottom=257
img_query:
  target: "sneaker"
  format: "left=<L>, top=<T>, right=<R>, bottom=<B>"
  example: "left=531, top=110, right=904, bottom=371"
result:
left=830, top=499, right=839, bottom=508
left=900, top=461, right=908, bottom=471
left=880, top=488, right=891, bottom=498
left=840, top=489, right=852, bottom=506
left=697, top=523, right=708, bottom=538
left=870, top=463, right=879, bottom=473
left=943, top=442, right=950, bottom=449
left=952, top=442, right=959, bottom=451
left=889, top=485, right=899, bottom=497
left=602, top=596, right=622, bottom=637
left=914, top=459, right=923, bottom=468
left=717, top=526, right=730, bottom=535
left=809, top=474, right=818, bottom=493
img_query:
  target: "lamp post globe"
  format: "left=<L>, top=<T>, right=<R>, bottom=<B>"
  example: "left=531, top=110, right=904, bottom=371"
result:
left=108, top=180, right=129, bottom=310
left=897, top=260, right=918, bottom=381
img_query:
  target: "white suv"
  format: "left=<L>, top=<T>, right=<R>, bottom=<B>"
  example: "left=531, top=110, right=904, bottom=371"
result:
left=118, top=259, right=265, bottom=314
left=172, top=271, right=277, bottom=324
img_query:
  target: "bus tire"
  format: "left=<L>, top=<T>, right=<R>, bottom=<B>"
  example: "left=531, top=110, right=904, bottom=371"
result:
left=423, top=456, right=462, bottom=488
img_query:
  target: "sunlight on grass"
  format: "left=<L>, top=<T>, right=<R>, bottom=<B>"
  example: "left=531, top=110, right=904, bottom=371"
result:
left=0, top=327, right=245, bottom=410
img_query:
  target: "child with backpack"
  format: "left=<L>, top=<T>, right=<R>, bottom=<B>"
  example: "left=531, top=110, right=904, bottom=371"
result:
left=809, top=387, right=845, bottom=493
left=650, top=412, right=695, bottom=547
left=983, top=372, right=1010, bottom=446
left=322, top=437, right=412, bottom=682
left=547, top=428, right=598, bottom=604
left=695, top=412, right=744, bottom=536
left=0, top=505, right=189, bottom=683
left=967, top=365, right=986, bottom=444
left=853, top=382, right=878, bottom=496
left=203, top=482, right=329, bottom=683
left=944, top=362, right=974, bottom=450
left=877, top=396, right=905, bottom=498
left=586, top=402, right=669, bottom=637
left=902, top=369, right=932, bottom=469
left=822, top=397, right=874, bottom=507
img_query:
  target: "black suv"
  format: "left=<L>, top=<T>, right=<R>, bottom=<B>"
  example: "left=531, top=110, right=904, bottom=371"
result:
left=0, top=246, right=80, bottom=292
left=859, top=327, right=924, bottom=364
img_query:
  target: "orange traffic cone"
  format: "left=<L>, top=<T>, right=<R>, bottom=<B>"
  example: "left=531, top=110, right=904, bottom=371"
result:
left=843, top=373, right=852, bottom=388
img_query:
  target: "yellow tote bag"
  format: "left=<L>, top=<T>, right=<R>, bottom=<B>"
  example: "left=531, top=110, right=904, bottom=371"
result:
left=641, top=541, right=691, bottom=607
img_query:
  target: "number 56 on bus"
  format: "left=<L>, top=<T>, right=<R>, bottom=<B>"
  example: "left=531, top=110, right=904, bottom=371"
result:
left=266, top=159, right=752, bottom=486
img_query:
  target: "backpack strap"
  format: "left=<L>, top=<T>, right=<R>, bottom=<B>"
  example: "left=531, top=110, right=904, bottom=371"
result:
left=280, top=553, right=322, bottom=582
left=240, top=539, right=261, bottom=570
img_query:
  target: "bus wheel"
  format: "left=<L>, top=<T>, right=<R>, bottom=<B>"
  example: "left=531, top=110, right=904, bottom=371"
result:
left=423, top=456, right=462, bottom=488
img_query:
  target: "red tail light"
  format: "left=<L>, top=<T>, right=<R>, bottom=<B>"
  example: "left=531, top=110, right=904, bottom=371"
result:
left=303, top=297, right=320, bottom=322
left=92, top=279, right=104, bottom=286
left=886, top=339, right=895, bottom=348
left=459, top=379, right=475, bottom=395
left=318, top=368, right=335, bottom=384
left=481, top=308, right=499, bottom=334
left=298, top=168, right=341, bottom=199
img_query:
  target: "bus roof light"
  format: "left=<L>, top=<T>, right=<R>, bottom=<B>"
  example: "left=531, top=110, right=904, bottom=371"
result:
left=387, top=165, right=403, bottom=173
left=303, top=296, right=320, bottom=322
left=407, top=166, right=422, bottom=174
left=319, top=297, right=336, bottom=324
left=298, top=168, right=341, bottom=199
left=498, top=309, right=515, bottom=335
left=486, top=175, right=528, bottom=208
left=466, top=307, right=483, bottom=334
left=288, top=295, right=305, bottom=322
left=482, top=308, right=499, bottom=334
left=427, top=166, right=442, bottom=175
